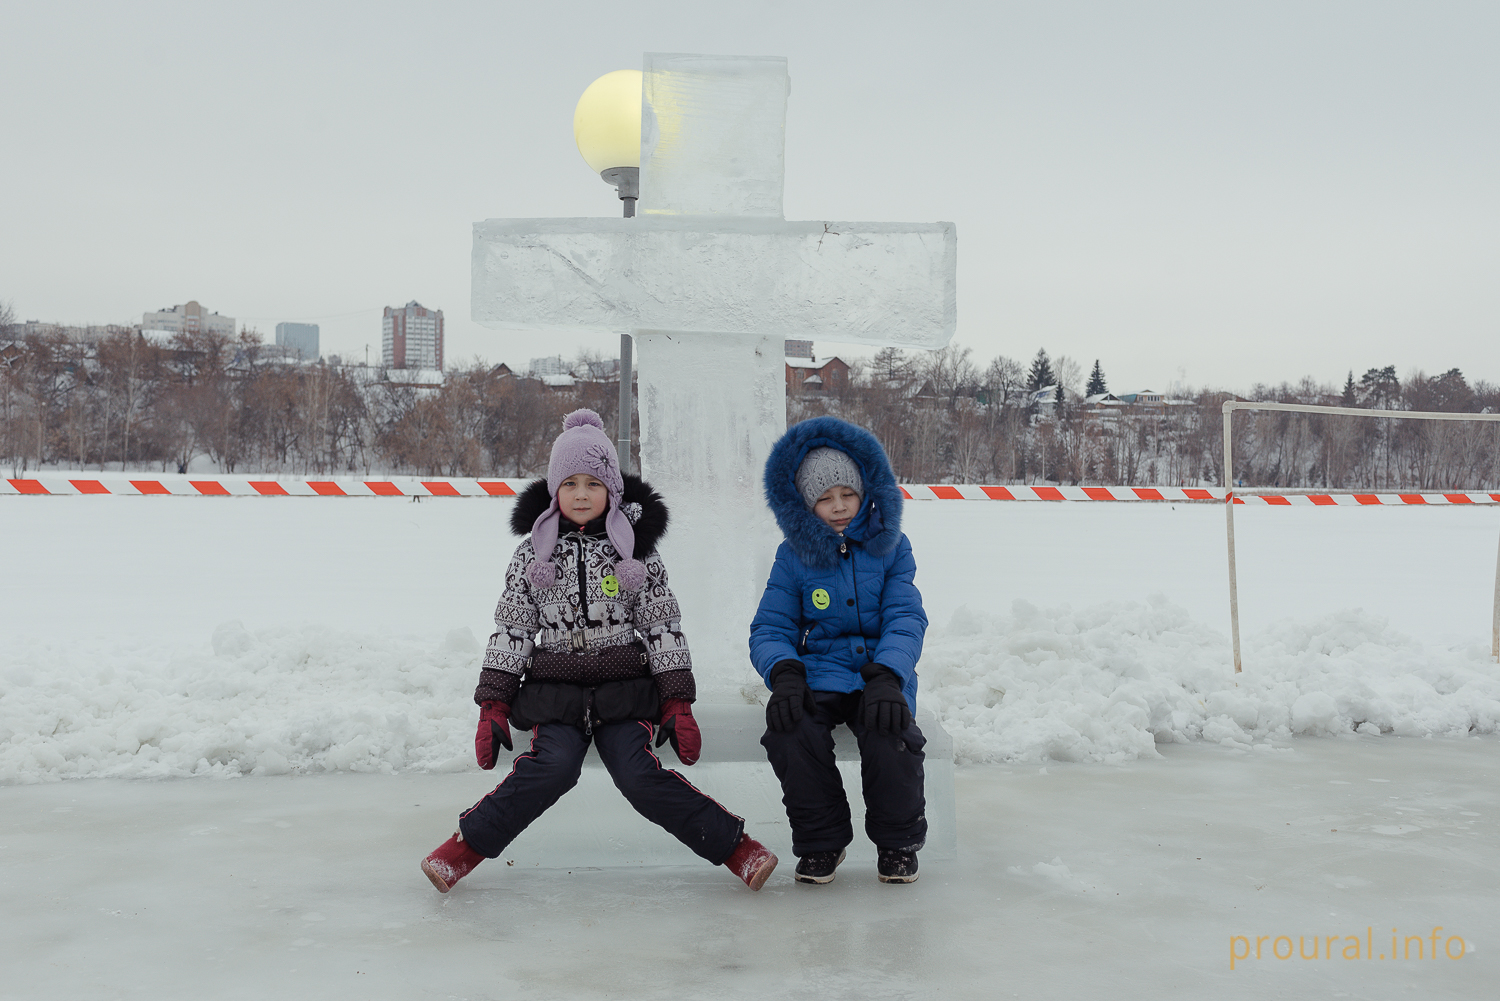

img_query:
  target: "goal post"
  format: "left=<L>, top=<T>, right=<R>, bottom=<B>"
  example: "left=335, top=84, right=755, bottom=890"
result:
left=1221, top=400, right=1500, bottom=673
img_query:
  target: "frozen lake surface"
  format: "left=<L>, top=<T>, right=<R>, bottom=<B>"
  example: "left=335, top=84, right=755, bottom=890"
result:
left=2, top=735, right=1494, bottom=999
left=2, top=494, right=1498, bottom=996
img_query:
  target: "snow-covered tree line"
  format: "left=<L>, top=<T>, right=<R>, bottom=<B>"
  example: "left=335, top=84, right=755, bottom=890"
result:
left=2, top=319, right=1496, bottom=488
left=1222, top=369, right=1500, bottom=490
left=0, top=326, right=615, bottom=478
left=791, top=347, right=1500, bottom=490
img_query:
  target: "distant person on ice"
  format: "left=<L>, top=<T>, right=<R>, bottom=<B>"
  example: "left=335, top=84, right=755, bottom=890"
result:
left=750, top=417, right=929, bottom=884
left=421, top=410, right=778, bottom=893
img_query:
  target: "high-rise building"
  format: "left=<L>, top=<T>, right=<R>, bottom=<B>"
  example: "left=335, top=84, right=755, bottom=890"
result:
left=382, top=301, right=444, bottom=370
left=528, top=355, right=570, bottom=376
left=142, top=300, right=235, bottom=337
left=275, top=322, right=320, bottom=360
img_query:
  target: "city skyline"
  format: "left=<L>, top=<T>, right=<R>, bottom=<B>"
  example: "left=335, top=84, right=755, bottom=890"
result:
left=2, top=2, right=1496, bottom=392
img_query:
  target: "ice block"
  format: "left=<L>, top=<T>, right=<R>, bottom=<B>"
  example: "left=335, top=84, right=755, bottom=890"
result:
left=640, top=53, right=790, bottom=219
left=632, top=330, right=785, bottom=702
left=471, top=217, right=957, bottom=348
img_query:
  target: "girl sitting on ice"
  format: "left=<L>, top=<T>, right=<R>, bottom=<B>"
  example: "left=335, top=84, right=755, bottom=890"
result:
left=421, top=410, right=777, bottom=892
left=750, top=416, right=929, bottom=884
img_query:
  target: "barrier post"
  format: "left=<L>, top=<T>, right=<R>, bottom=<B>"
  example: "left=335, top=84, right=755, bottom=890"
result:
left=1493, top=527, right=1499, bottom=662
left=1222, top=402, right=1242, bottom=673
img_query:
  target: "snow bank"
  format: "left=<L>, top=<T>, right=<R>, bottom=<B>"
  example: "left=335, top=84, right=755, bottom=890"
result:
left=4, top=599, right=1500, bottom=782
left=920, top=596, right=1500, bottom=764
left=0, top=623, right=481, bottom=783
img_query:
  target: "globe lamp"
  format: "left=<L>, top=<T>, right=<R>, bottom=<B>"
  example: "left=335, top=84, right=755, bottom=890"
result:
left=573, top=69, right=643, bottom=217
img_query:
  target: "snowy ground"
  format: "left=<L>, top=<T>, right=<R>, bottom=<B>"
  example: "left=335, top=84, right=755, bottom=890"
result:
left=3, top=497, right=1497, bottom=780
left=3, top=496, right=1499, bottom=997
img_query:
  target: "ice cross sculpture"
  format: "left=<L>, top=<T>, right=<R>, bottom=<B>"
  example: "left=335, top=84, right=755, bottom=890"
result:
left=472, top=53, right=957, bottom=700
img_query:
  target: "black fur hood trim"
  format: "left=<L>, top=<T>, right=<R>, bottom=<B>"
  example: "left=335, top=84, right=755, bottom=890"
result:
left=508, top=474, right=670, bottom=558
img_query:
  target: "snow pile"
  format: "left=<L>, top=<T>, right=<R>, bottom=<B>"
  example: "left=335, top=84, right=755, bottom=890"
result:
left=5, top=599, right=1500, bottom=783
left=919, top=596, right=1500, bottom=764
left=0, top=622, right=482, bottom=783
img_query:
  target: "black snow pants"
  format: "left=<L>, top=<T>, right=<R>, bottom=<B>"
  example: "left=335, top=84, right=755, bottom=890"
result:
left=457, top=719, right=745, bottom=864
left=760, top=689, right=927, bottom=857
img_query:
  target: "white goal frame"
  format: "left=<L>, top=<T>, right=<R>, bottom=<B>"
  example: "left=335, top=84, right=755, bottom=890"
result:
left=1222, top=400, right=1500, bottom=672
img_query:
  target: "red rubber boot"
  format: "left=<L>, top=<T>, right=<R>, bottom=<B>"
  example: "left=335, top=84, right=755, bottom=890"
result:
left=723, top=834, right=778, bottom=891
left=421, top=833, right=485, bottom=893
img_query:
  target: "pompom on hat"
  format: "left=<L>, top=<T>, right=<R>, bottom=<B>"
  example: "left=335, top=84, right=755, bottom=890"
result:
left=526, top=409, right=645, bottom=592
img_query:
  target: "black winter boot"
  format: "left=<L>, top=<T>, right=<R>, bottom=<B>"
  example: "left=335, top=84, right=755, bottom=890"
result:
left=877, top=847, right=919, bottom=883
left=793, top=848, right=846, bottom=884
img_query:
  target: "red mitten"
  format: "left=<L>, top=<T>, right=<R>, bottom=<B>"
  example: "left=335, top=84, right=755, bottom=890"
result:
left=475, top=701, right=513, bottom=770
left=654, top=698, right=701, bottom=766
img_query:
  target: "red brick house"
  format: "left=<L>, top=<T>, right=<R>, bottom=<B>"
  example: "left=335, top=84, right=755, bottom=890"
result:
left=786, top=356, right=851, bottom=395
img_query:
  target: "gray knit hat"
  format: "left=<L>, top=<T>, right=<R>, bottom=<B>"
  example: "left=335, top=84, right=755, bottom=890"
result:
left=795, top=446, right=864, bottom=509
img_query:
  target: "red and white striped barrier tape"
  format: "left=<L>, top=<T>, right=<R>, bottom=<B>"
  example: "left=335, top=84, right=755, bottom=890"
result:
left=894, top=486, right=1494, bottom=510
left=5, top=476, right=1498, bottom=505
left=898, top=484, right=1500, bottom=504
left=0, top=475, right=529, bottom=497
left=1227, top=492, right=1500, bottom=506
left=899, top=484, right=1221, bottom=502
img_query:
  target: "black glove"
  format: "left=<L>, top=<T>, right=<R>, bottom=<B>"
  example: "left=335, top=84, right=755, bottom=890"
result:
left=766, top=660, right=815, bottom=733
left=859, top=664, right=912, bottom=736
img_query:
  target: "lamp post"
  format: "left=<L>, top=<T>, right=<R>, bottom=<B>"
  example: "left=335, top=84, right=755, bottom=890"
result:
left=573, top=69, right=642, bottom=472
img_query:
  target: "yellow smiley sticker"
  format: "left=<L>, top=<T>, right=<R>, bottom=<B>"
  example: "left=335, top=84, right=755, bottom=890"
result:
left=811, top=588, right=830, bottom=610
left=601, top=575, right=620, bottom=597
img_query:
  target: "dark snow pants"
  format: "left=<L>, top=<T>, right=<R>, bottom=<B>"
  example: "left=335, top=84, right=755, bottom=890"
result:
left=457, top=719, right=745, bottom=864
left=761, top=689, right=927, bottom=857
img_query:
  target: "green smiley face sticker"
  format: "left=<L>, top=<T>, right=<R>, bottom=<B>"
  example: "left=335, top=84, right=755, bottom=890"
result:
left=601, top=575, right=620, bottom=597
left=811, top=588, right=830, bottom=610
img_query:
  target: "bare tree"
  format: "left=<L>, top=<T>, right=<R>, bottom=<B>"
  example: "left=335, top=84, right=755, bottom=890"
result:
left=921, top=344, right=978, bottom=410
left=1053, top=355, right=1084, bottom=402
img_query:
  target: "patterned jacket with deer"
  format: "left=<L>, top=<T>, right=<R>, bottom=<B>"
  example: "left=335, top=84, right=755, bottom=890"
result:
left=474, top=475, right=695, bottom=707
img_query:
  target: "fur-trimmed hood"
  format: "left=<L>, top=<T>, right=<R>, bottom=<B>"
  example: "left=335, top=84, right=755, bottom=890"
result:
left=763, top=417, right=903, bottom=570
left=508, top=473, right=670, bottom=559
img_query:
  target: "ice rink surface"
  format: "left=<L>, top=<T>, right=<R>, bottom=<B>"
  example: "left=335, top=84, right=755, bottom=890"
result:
left=3, top=495, right=1499, bottom=996
left=3, top=736, right=1494, bottom=999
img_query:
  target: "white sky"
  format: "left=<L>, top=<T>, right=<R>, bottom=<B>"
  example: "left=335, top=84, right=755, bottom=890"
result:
left=2, top=0, right=1496, bottom=393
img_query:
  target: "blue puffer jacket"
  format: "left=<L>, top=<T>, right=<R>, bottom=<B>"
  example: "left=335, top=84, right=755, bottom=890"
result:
left=749, top=417, right=927, bottom=712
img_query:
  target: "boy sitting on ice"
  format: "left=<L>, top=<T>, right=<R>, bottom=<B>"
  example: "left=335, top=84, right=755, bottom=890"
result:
left=750, top=417, right=929, bottom=884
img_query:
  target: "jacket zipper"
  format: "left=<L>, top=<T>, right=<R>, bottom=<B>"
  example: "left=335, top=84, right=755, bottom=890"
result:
left=570, top=534, right=605, bottom=648
left=574, top=536, right=589, bottom=615
left=842, top=535, right=869, bottom=655
left=564, top=534, right=600, bottom=731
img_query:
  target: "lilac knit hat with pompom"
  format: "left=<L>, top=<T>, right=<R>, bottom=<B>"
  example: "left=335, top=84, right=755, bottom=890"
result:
left=526, top=409, right=645, bottom=592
